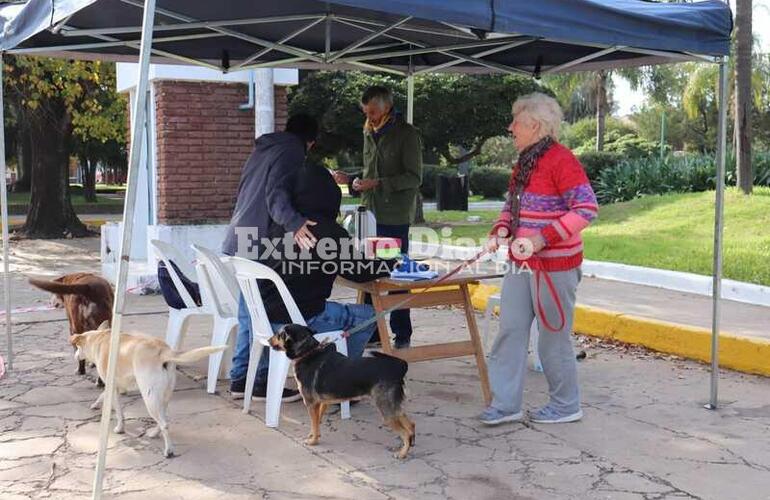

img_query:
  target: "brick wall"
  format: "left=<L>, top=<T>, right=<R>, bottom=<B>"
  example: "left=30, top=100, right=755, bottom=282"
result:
left=154, top=81, right=289, bottom=224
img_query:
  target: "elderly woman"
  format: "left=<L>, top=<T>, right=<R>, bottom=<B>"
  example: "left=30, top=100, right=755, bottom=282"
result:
left=480, top=92, right=598, bottom=426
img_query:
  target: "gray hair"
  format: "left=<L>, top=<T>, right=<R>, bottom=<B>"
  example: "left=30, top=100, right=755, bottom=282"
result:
left=512, top=92, right=564, bottom=141
left=361, top=86, right=393, bottom=110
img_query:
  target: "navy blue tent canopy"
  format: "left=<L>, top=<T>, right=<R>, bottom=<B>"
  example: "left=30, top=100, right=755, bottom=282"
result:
left=0, top=0, right=732, bottom=75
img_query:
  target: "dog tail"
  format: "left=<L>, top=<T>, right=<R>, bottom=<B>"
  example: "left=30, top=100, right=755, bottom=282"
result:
left=163, top=345, right=227, bottom=365
left=29, top=278, right=93, bottom=297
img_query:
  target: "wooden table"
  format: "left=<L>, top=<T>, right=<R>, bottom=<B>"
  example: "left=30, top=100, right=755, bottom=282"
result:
left=336, top=273, right=502, bottom=405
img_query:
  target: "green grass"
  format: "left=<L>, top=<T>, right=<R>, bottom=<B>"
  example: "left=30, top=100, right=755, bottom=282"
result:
left=415, top=188, right=770, bottom=286
left=7, top=192, right=123, bottom=206
left=70, top=184, right=127, bottom=192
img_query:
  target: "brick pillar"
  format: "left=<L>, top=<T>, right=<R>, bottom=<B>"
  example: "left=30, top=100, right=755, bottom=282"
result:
left=153, top=81, right=290, bottom=224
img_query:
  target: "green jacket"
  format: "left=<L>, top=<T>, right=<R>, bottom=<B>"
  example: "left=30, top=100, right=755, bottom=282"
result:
left=359, top=117, right=423, bottom=225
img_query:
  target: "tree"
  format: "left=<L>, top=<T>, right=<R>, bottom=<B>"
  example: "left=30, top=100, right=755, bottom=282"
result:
left=682, top=64, right=720, bottom=153
left=289, top=71, right=541, bottom=166
left=734, top=0, right=753, bottom=194
left=595, top=71, right=609, bottom=151
left=542, top=71, right=615, bottom=151
left=70, top=64, right=128, bottom=202
left=412, top=74, right=541, bottom=164
left=755, top=54, right=770, bottom=148
left=3, top=56, right=116, bottom=238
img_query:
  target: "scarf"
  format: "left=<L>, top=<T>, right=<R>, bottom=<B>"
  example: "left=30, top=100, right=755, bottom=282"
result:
left=507, top=135, right=554, bottom=234
left=364, top=109, right=398, bottom=139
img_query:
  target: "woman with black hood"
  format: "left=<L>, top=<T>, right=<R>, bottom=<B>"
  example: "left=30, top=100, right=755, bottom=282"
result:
left=229, top=160, right=396, bottom=400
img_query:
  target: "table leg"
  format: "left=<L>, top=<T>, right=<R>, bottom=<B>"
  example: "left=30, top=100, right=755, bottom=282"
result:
left=461, top=284, right=492, bottom=405
left=370, top=291, right=393, bottom=354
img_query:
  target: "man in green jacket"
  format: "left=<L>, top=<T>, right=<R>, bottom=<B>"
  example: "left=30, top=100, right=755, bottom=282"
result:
left=333, top=85, right=423, bottom=349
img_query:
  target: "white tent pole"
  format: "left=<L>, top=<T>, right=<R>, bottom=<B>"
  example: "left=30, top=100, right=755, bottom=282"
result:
left=0, top=55, right=12, bottom=370
left=91, top=0, right=156, bottom=497
left=707, top=58, right=728, bottom=410
left=406, top=73, right=414, bottom=125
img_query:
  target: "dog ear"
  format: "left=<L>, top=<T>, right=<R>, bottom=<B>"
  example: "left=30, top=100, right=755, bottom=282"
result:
left=69, top=334, right=83, bottom=347
left=97, top=320, right=110, bottom=331
left=284, top=325, right=318, bottom=359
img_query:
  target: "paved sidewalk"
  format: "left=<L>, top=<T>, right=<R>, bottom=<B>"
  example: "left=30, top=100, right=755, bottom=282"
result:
left=2, top=290, right=770, bottom=500
left=1, top=237, right=770, bottom=499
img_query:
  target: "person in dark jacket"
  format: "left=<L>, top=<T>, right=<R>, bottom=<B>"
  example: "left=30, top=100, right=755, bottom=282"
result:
left=222, top=113, right=319, bottom=257
left=226, top=114, right=319, bottom=402
left=231, top=161, right=395, bottom=400
left=332, top=86, right=423, bottom=349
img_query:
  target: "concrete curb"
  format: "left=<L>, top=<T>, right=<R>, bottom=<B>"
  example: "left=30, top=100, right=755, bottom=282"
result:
left=574, top=305, right=770, bottom=377
left=467, top=283, right=770, bottom=377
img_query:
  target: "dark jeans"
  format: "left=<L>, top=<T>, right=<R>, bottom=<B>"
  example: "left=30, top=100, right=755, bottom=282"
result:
left=372, top=223, right=412, bottom=344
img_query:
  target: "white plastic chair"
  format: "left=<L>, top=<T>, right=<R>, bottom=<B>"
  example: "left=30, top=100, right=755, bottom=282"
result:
left=229, top=256, right=351, bottom=427
left=191, top=244, right=241, bottom=394
left=484, top=293, right=543, bottom=372
left=150, top=239, right=211, bottom=351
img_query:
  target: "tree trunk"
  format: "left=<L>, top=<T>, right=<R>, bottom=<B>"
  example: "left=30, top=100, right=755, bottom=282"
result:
left=20, top=106, right=89, bottom=239
left=595, top=70, right=608, bottom=152
left=14, top=123, right=32, bottom=192
left=82, top=157, right=98, bottom=203
left=735, top=0, right=753, bottom=194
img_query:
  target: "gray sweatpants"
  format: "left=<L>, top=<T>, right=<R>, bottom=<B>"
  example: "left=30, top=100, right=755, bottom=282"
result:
left=488, top=266, right=582, bottom=414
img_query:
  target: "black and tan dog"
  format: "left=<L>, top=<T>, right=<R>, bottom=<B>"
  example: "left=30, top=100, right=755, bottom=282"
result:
left=269, top=324, right=415, bottom=459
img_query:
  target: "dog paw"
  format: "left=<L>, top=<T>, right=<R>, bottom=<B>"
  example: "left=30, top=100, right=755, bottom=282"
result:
left=304, top=436, right=319, bottom=446
left=113, top=425, right=125, bottom=434
left=164, top=448, right=175, bottom=458
left=393, top=449, right=409, bottom=459
left=90, top=402, right=102, bottom=410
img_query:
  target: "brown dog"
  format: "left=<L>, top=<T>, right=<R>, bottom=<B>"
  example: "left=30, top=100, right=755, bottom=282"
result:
left=30, top=272, right=114, bottom=375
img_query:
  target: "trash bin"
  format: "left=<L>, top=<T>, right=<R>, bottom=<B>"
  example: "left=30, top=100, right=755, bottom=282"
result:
left=436, top=174, right=469, bottom=211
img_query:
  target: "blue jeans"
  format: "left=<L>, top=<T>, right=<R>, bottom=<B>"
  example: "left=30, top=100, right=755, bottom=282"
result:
left=230, top=294, right=378, bottom=386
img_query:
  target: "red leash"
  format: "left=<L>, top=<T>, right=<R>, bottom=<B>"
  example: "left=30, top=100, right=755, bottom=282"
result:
left=508, top=246, right=566, bottom=333
left=534, top=269, right=566, bottom=333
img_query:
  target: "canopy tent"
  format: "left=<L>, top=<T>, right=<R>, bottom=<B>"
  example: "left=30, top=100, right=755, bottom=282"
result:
left=0, top=1, right=732, bottom=498
left=1, top=0, right=730, bottom=74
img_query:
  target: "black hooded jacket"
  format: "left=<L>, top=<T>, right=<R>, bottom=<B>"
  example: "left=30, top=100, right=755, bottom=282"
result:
left=259, top=163, right=395, bottom=323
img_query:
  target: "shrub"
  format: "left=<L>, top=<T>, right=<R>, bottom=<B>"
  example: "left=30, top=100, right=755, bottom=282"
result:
left=577, top=151, right=623, bottom=184
left=469, top=167, right=511, bottom=199
left=474, top=136, right=516, bottom=168
left=594, top=154, right=716, bottom=204
left=752, top=151, right=770, bottom=186
left=561, top=117, right=636, bottom=150
left=420, top=164, right=456, bottom=199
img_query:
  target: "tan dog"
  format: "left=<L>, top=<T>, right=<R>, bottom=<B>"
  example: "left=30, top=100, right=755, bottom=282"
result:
left=70, top=322, right=226, bottom=457
left=30, top=272, right=114, bottom=375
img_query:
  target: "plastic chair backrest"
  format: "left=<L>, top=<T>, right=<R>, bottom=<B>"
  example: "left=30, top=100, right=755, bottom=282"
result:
left=191, top=244, right=239, bottom=318
left=229, top=257, right=307, bottom=343
left=150, top=239, right=199, bottom=309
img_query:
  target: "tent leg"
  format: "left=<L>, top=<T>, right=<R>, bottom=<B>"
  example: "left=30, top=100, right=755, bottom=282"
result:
left=0, top=55, right=11, bottom=371
left=91, top=0, right=157, bottom=498
left=406, top=73, right=414, bottom=125
left=706, top=59, right=728, bottom=410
